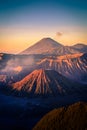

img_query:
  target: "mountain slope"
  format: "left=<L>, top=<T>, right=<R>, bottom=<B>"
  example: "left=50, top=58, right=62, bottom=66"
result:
left=12, top=69, right=81, bottom=96
left=33, top=102, right=87, bottom=130
left=21, top=38, right=63, bottom=55
left=0, top=52, right=87, bottom=85
left=37, top=53, right=87, bottom=82
left=20, top=38, right=87, bottom=55
left=72, top=43, right=87, bottom=53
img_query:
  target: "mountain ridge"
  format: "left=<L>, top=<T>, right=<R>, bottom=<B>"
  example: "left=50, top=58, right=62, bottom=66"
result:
left=20, top=37, right=87, bottom=55
left=21, top=37, right=63, bottom=55
left=37, top=53, right=87, bottom=82
left=12, top=69, right=81, bottom=97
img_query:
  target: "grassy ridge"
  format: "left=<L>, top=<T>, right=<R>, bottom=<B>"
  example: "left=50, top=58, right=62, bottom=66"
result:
left=33, top=102, right=87, bottom=130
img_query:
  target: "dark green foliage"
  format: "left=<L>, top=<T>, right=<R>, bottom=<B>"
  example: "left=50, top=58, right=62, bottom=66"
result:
left=33, top=102, right=87, bottom=130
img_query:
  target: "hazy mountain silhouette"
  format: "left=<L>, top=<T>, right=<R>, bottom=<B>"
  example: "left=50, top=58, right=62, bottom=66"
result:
left=21, top=38, right=87, bottom=55
left=21, top=38, right=63, bottom=55
left=72, top=43, right=87, bottom=53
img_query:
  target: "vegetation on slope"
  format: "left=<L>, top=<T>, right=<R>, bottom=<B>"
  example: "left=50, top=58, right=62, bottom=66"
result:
left=33, top=102, right=87, bottom=130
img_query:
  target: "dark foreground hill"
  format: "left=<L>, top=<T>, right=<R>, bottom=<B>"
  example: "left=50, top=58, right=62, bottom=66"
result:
left=33, top=102, right=87, bottom=130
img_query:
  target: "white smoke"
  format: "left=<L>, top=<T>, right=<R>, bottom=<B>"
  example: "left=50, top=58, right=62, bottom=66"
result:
left=1, top=55, right=35, bottom=73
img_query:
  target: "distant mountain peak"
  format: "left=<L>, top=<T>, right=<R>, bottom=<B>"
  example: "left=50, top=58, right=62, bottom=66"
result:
left=73, top=43, right=86, bottom=46
left=39, top=37, right=54, bottom=41
left=73, top=43, right=87, bottom=48
left=39, top=37, right=58, bottom=42
left=20, top=37, right=87, bottom=55
left=72, top=43, right=87, bottom=53
left=20, top=37, right=63, bottom=55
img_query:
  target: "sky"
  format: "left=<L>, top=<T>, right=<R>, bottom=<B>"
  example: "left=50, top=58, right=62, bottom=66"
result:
left=0, top=0, right=87, bottom=53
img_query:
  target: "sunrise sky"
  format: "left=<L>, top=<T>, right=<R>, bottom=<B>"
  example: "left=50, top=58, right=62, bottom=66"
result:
left=0, top=0, right=87, bottom=53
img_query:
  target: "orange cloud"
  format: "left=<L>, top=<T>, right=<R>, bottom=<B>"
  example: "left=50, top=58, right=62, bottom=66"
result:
left=56, top=32, right=63, bottom=37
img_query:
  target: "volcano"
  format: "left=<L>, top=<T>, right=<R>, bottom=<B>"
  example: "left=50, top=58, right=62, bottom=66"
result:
left=20, top=38, right=87, bottom=55
left=12, top=69, right=79, bottom=96
left=21, top=38, right=63, bottom=55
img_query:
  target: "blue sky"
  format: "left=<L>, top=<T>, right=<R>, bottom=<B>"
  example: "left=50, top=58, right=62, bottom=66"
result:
left=0, top=0, right=87, bottom=25
left=0, top=0, right=87, bottom=53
